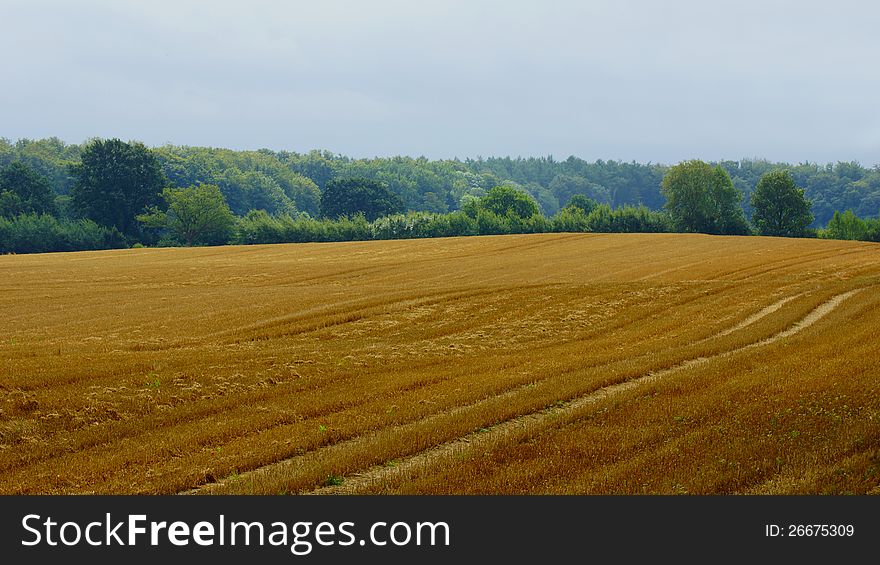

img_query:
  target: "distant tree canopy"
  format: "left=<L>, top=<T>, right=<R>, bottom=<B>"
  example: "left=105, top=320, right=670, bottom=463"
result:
left=549, top=174, right=610, bottom=207
left=7, top=136, right=880, bottom=252
left=8, top=136, right=880, bottom=229
left=751, top=170, right=813, bottom=237
left=70, top=139, right=166, bottom=238
left=137, top=183, right=235, bottom=246
left=155, top=145, right=320, bottom=216
left=661, top=160, right=750, bottom=235
left=0, top=162, right=57, bottom=217
left=0, top=137, right=80, bottom=195
left=320, top=177, right=404, bottom=221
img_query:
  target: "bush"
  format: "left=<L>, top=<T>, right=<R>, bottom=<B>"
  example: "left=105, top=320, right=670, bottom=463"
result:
left=232, top=211, right=373, bottom=245
left=475, top=209, right=511, bottom=235
left=601, top=205, right=673, bottom=233
left=505, top=211, right=550, bottom=234
left=372, top=212, right=438, bottom=239
left=552, top=204, right=672, bottom=234
left=226, top=204, right=674, bottom=248
left=327, top=214, right=372, bottom=242
left=444, top=211, right=479, bottom=237
left=279, top=215, right=331, bottom=243
left=232, top=210, right=286, bottom=245
left=552, top=207, right=592, bottom=233
left=0, top=214, right=125, bottom=254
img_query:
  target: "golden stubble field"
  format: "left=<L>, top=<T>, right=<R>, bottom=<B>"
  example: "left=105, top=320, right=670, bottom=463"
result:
left=1, top=233, right=879, bottom=494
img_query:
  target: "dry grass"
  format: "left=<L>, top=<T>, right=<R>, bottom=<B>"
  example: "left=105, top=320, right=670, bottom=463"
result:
left=0, top=233, right=878, bottom=494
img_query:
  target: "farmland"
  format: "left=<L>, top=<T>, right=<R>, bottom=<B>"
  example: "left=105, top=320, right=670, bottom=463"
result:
left=1, top=232, right=879, bottom=494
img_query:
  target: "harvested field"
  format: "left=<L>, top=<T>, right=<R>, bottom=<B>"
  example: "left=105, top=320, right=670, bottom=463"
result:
left=1, top=232, right=879, bottom=494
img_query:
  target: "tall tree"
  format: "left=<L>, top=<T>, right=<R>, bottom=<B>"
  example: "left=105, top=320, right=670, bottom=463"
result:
left=660, top=160, right=750, bottom=235
left=477, top=184, right=540, bottom=219
left=137, top=184, right=235, bottom=246
left=70, top=139, right=166, bottom=237
left=561, top=193, right=599, bottom=215
left=751, top=170, right=813, bottom=237
left=0, top=161, right=57, bottom=217
left=320, top=177, right=403, bottom=221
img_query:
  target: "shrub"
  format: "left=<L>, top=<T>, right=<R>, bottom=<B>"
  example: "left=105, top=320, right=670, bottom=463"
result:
left=0, top=214, right=125, bottom=254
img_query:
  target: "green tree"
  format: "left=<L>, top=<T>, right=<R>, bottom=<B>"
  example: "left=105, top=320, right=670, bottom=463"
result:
left=71, top=139, right=166, bottom=238
left=750, top=170, right=813, bottom=237
left=660, top=160, right=750, bottom=235
left=865, top=218, right=880, bottom=242
left=820, top=210, right=867, bottom=241
left=137, top=184, right=234, bottom=246
left=478, top=185, right=540, bottom=219
left=280, top=173, right=321, bottom=216
left=561, top=194, right=599, bottom=215
left=0, top=161, right=57, bottom=217
left=320, top=177, right=403, bottom=221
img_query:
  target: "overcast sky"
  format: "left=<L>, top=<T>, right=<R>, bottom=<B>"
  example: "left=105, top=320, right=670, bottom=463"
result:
left=1, top=0, right=878, bottom=165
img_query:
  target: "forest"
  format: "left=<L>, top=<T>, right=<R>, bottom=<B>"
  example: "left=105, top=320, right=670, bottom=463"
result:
left=1, top=136, right=879, bottom=253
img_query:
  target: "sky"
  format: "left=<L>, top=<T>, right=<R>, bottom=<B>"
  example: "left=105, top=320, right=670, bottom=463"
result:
left=1, top=0, right=879, bottom=165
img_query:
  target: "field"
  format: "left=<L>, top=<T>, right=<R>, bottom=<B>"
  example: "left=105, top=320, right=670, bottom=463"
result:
left=1, top=232, right=879, bottom=494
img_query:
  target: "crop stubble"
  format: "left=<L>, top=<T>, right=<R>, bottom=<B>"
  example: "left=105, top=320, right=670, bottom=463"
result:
left=1, top=233, right=878, bottom=494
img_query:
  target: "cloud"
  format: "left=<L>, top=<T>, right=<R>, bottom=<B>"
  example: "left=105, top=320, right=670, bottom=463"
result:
left=1, top=0, right=878, bottom=164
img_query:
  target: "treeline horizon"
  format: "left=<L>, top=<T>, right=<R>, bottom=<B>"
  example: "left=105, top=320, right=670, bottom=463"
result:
left=1, top=136, right=879, bottom=254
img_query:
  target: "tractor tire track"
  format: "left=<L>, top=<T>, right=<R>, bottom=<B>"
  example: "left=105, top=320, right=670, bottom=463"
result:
left=311, top=288, right=864, bottom=494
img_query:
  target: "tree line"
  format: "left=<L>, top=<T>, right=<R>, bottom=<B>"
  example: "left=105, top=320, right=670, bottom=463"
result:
left=6, top=137, right=880, bottom=222
left=1, top=137, right=878, bottom=254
